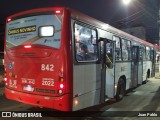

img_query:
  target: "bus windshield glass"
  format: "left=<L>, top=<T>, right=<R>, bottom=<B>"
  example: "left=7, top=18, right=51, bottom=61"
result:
left=6, top=14, right=62, bottom=49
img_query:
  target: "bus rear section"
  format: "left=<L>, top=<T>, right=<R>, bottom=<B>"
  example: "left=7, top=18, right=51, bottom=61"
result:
left=4, top=8, right=72, bottom=111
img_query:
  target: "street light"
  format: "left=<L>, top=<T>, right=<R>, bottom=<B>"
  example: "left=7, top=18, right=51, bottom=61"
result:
left=122, top=0, right=131, bottom=5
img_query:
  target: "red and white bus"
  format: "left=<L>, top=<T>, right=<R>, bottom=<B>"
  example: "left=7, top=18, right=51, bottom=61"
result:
left=4, top=7, right=156, bottom=111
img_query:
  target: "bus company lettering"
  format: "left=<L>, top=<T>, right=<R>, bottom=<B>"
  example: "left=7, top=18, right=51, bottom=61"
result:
left=8, top=25, right=36, bottom=35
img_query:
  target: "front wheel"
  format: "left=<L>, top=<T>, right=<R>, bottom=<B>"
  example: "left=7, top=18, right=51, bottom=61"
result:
left=116, top=79, right=126, bottom=101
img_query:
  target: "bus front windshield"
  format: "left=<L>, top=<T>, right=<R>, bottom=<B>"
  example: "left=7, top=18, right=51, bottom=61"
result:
left=6, top=14, right=62, bottom=50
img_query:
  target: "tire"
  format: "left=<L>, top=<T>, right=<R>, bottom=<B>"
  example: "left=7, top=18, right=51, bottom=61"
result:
left=147, top=70, right=150, bottom=78
left=116, top=79, right=126, bottom=101
left=143, top=74, right=148, bottom=84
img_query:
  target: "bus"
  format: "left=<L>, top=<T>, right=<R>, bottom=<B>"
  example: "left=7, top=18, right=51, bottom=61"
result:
left=4, top=7, right=156, bottom=111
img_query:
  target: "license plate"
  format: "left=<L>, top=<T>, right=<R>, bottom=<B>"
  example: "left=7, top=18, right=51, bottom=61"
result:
left=23, top=85, right=34, bottom=92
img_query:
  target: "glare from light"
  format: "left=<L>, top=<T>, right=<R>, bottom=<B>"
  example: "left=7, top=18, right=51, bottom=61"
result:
left=39, top=26, right=54, bottom=37
left=24, top=45, right=31, bottom=48
left=122, top=0, right=131, bottom=5
left=102, top=24, right=109, bottom=30
left=7, top=18, right=12, bottom=22
left=74, top=99, right=79, bottom=106
left=60, top=83, right=64, bottom=89
left=56, top=10, right=61, bottom=13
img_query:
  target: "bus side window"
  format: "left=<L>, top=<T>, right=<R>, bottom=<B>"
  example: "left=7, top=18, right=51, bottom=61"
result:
left=150, top=48, right=154, bottom=61
left=142, top=46, right=146, bottom=60
left=127, top=40, right=132, bottom=60
left=146, top=46, right=150, bottom=60
left=113, top=36, right=121, bottom=61
left=74, top=23, right=98, bottom=62
left=139, top=47, right=143, bottom=60
left=122, top=39, right=128, bottom=61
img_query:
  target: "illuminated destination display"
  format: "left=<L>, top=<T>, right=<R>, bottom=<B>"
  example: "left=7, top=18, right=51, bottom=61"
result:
left=8, top=25, right=36, bottom=35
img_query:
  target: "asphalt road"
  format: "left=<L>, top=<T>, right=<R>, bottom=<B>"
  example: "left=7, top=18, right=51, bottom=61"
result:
left=0, top=77, right=160, bottom=120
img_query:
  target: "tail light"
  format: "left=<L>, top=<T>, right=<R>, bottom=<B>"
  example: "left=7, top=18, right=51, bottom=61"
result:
left=7, top=18, right=12, bottom=22
left=3, top=77, right=8, bottom=86
left=4, top=72, right=7, bottom=82
left=59, top=83, right=64, bottom=89
left=58, top=77, right=65, bottom=94
left=4, top=77, right=7, bottom=82
left=58, top=69, right=65, bottom=94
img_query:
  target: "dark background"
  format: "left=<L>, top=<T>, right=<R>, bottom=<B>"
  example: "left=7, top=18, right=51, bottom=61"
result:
left=0, top=0, right=159, bottom=43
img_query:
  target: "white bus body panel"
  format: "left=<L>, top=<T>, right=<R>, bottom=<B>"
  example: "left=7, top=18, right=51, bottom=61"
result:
left=115, top=62, right=132, bottom=90
left=72, top=64, right=101, bottom=111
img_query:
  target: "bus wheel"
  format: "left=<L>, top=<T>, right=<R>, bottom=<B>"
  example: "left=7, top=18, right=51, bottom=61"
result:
left=143, top=74, right=148, bottom=84
left=116, top=79, right=125, bottom=101
left=144, top=70, right=150, bottom=84
left=147, top=70, right=150, bottom=78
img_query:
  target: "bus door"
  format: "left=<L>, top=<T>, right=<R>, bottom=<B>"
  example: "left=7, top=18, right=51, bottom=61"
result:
left=131, top=46, right=143, bottom=87
left=151, top=48, right=156, bottom=77
left=99, top=38, right=115, bottom=103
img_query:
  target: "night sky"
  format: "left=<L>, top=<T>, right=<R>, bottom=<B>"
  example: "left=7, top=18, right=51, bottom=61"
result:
left=0, top=0, right=159, bottom=43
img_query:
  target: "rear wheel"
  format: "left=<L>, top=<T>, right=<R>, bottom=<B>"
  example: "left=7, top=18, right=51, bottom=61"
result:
left=116, top=79, right=126, bottom=101
left=147, top=70, right=150, bottom=78
left=143, top=70, right=150, bottom=84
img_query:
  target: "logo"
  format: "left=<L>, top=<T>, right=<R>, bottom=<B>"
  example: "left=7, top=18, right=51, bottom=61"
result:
left=1, top=112, right=42, bottom=117
left=2, top=112, right=11, bottom=117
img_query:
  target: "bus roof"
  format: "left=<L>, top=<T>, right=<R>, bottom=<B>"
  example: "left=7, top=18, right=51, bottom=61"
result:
left=70, top=8, right=154, bottom=47
left=6, top=7, right=154, bottom=47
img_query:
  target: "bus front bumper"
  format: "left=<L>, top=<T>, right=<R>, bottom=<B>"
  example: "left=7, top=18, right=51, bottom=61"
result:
left=5, top=87, right=72, bottom=111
